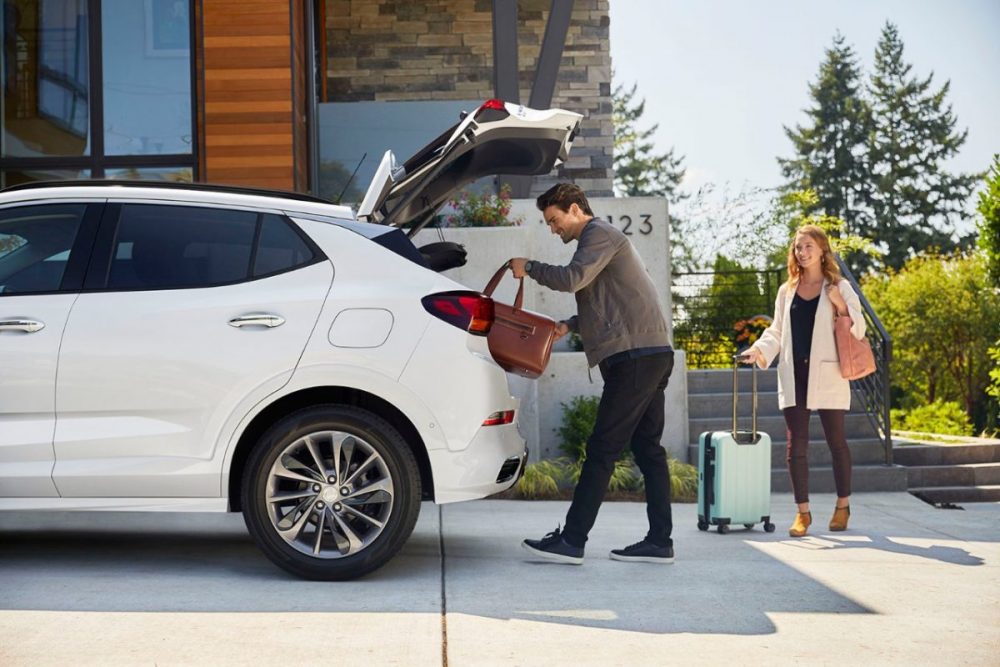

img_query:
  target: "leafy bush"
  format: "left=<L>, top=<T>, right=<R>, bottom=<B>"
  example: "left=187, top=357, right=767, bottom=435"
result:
left=446, top=184, right=523, bottom=227
left=668, top=457, right=699, bottom=502
left=892, top=400, right=974, bottom=436
left=864, top=251, right=1000, bottom=433
left=557, top=395, right=600, bottom=460
left=514, top=459, right=566, bottom=500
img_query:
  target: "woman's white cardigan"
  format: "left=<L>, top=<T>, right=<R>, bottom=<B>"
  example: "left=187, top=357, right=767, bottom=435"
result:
left=749, top=279, right=866, bottom=410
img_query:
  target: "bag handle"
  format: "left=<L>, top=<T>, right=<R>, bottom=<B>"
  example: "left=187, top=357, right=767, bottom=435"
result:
left=483, top=261, right=524, bottom=310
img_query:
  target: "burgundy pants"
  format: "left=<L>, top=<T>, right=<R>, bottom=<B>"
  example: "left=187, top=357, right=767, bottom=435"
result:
left=782, top=358, right=852, bottom=503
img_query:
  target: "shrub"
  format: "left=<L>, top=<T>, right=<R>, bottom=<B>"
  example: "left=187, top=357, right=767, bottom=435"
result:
left=668, top=457, right=699, bottom=502
left=892, top=400, right=974, bottom=436
left=514, top=459, right=566, bottom=500
left=557, top=395, right=600, bottom=460
left=446, top=183, right=523, bottom=227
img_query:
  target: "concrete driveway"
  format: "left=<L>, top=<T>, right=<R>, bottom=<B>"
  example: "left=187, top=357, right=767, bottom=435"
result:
left=1, top=493, right=998, bottom=666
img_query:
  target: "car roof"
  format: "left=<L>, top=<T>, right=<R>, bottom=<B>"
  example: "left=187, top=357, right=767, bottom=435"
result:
left=0, top=181, right=357, bottom=219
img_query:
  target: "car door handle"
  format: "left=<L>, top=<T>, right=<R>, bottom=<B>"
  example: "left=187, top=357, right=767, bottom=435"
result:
left=0, top=319, right=45, bottom=333
left=228, top=313, right=285, bottom=328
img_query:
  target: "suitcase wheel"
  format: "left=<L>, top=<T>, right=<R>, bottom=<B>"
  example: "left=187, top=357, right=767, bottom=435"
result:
left=764, top=521, right=776, bottom=533
left=717, top=524, right=730, bottom=534
left=697, top=520, right=709, bottom=531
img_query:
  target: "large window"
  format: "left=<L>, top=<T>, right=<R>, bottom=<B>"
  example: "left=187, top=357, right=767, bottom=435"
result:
left=0, top=0, right=195, bottom=188
left=317, top=99, right=489, bottom=206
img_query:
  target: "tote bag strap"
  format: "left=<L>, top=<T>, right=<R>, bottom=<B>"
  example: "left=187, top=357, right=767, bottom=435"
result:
left=482, top=261, right=524, bottom=310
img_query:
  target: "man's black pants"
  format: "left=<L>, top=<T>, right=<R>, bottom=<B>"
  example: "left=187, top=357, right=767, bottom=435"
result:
left=562, top=350, right=675, bottom=548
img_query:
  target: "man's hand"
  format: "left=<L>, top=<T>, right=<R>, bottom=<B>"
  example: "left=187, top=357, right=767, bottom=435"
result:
left=509, top=257, right=529, bottom=279
left=739, top=348, right=762, bottom=366
left=554, top=321, right=570, bottom=341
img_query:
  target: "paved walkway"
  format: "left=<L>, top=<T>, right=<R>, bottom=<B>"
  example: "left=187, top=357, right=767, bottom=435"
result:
left=1, top=493, right=998, bottom=665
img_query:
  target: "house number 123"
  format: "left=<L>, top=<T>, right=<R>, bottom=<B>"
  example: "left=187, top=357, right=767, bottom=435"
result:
left=608, top=214, right=653, bottom=236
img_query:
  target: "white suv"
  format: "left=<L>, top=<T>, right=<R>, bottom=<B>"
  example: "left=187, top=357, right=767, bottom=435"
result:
left=0, top=102, right=581, bottom=580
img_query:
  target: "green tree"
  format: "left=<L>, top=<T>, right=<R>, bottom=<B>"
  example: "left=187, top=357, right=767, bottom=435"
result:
left=977, top=156, right=1000, bottom=430
left=779, top=34, right=872, bottom=253
left=612, top=81, right=685, bottom=200
left=977, top=154, right=1000, bottom=289
left=864, top=252, right=1000, bottom=432
left=866, top=22, right=980, bottom=271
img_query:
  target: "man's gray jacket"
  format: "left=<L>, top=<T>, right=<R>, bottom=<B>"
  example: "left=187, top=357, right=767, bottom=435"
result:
left=526, top=216, right=670, bottom=367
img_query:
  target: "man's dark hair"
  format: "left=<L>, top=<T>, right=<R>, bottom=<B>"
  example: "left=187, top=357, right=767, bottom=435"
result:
left=535, top=183, right=594, bottom=216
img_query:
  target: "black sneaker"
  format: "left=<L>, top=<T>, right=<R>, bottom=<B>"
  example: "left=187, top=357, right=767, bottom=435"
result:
left=522, top=526, right=584, bottom=565
left=609, top=539, right=674, bottom=563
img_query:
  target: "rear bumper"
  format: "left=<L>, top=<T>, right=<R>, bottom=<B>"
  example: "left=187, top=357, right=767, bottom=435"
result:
left=428, top=422, right=527, bottom=504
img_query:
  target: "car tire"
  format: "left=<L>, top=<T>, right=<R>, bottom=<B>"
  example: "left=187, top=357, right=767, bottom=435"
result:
left=241, top=405, right=421, bottom=580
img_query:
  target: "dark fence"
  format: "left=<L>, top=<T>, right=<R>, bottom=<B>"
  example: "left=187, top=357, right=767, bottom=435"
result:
left=671, top=268, right=786, bottom=369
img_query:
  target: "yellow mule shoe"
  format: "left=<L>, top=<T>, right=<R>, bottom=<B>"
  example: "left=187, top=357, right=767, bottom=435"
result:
left=789, top=511, right=811, bottom=537
left=829, top=506, right=850, bottom=531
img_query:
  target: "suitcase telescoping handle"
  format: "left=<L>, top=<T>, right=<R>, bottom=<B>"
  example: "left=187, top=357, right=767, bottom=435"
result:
left=731, top=355, right=758, bottom=441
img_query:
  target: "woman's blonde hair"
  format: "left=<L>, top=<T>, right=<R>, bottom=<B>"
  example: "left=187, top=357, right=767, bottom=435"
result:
left=786, top=224, right=841, bottom=286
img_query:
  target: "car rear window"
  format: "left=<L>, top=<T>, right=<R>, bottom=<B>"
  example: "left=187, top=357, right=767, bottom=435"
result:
left=253, top=214, right=316, bottom=278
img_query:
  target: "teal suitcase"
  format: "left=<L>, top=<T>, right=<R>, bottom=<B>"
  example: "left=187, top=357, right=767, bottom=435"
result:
left=697, top=358, right=775, bottom=534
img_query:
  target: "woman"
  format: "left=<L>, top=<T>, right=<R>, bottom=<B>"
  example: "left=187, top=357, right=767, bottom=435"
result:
left=742, top=225, right=866, bottom=537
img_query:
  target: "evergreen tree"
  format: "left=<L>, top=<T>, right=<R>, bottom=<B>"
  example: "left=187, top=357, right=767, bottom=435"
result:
left=778, top=34, right=871, bottom=248
left=867, top=22, right=980, bottom=270
left=612, top=81, right=686, bottom=200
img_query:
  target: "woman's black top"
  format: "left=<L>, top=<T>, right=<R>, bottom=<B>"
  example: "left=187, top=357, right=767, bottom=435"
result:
left=790, top=291, right=819, bottom=362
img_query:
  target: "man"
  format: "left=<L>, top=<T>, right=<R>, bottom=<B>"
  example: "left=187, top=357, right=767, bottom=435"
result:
left=511, top=183, right=675, bottom=565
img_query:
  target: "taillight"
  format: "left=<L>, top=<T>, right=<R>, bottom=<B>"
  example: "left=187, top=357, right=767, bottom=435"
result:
left=482, top=410, right=515, bottom=426
left=422, top=291, right=494, bottom=336
left=475, top=99, right=509, bottom=122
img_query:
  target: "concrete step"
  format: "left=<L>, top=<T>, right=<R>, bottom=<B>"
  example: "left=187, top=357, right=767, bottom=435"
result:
left=906, top=463, right=1000, bottom=488
left=893, top=443, right=1000, bottom=466
left=687, top=438, right=889, bottom=468
left=688, top=391, right=866, bottom=419
left=771, top=464, right=909, bottom=493
left=909, top=485, right=1000, bottom=504
left=689, top=413, right=878, bottom=444
left=687, top=369, right=778, bottom=394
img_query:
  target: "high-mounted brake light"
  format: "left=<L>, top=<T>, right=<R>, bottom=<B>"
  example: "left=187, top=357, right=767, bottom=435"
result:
left=482, top=410, right=515, bottom=426
left=475, top=99, right=509, bottom=122
left=422, top=291, right=494, bottom=335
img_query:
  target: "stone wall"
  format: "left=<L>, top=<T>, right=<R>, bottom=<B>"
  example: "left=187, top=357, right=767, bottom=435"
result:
left=325, top=0, right=613, bottom=195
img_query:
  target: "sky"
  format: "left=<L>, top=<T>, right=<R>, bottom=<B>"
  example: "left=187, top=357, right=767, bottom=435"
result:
left=608, top=0, right=1000, bottom=216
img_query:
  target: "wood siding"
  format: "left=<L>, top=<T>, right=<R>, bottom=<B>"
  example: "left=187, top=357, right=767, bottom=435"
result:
left=199, top=0, right=303, bottom=190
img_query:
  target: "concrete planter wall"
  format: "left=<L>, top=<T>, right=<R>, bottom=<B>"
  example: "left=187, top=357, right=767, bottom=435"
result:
left=409, top=197, right=689, bottom=462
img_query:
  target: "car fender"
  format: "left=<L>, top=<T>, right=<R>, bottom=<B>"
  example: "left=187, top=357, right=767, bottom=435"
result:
left=218, top=362, right=447, bottom=492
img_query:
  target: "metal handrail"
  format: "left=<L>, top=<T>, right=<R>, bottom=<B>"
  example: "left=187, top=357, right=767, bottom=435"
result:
left=835, top=255, right=894, bottom=464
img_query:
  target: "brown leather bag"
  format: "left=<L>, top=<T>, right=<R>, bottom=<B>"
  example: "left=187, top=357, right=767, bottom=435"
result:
left=834, top=315, right=876, bottom=380
left=483, top=263, right=557, bottom=378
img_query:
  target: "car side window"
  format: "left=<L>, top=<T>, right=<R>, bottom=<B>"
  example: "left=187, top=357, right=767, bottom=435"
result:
left=253, top=214, right=316, bottom=278
left=0, top=204, right=87, bottom=295
left=108, top=205, right=257, bottom=290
